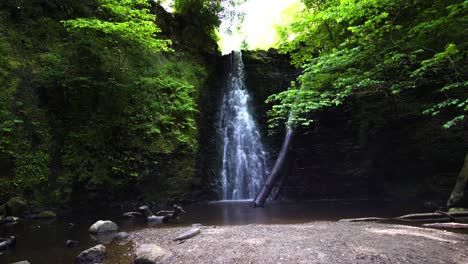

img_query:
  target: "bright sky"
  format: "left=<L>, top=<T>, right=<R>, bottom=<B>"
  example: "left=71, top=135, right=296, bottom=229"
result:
left=218, top=0, right=301, bottom=53
left=158, top=0, right=301, bottom=53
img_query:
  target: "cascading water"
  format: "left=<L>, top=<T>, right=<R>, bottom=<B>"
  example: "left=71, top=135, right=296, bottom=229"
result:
left=218, top=51, right=269, bottom=200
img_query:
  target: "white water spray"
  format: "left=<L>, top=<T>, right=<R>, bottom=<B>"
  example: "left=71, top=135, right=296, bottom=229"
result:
left=218, top=51, right=269, bottom=200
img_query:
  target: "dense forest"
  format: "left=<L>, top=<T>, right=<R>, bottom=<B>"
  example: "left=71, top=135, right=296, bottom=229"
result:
left=0, top=0, right=466, bottom=210
left=0, top=0, right=222, bottom=207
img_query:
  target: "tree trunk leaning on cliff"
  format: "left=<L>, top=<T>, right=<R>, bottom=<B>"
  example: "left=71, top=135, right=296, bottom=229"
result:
left=254, top=129, right=294, bottom=207
left=447, top=153, right=468, bottom=208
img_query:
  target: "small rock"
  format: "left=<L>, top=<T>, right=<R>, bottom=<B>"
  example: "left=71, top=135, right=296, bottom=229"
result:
left=35, top=210, right=57, bottom=219
left=0, top=216, right=20, bottom=225
left=0, top=236, right=16, bottom=250
left=134, top=244, right=171, bottom=264
left=147, top=215, right=166, bottom=225
left=10, top=261, right=30, bottom=264
left=192, top=223, right=203, bottom=228
left=138, top=206, right=154, bottom=217
left=3, top=216, right=20, bottom=223
left=115, top=232, right=131, bottom=245
left=89, top=220, right=118, bottom=234
left=76, top=244, right=107, bottom=264
left=66, top=240, right=79, bottom=248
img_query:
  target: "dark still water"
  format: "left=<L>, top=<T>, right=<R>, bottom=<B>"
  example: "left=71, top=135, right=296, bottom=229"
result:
left=0, top=200, right=449, bottom=264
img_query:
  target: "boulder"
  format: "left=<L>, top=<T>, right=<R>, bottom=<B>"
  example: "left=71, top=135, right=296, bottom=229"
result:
left=11, top=261, right=30, bottom=264
left=75, top=244, right=106, bottom=264
left=88, top=220, right=118, bottom=234
left=3, top=197, right=27, bottom=217
left=115, top=232, right=131, bottom=245
left=134, top=244, right=171, bottom=264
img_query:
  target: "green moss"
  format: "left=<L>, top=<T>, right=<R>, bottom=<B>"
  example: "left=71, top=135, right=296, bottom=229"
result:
left=36, top=210, right=56, bottom=219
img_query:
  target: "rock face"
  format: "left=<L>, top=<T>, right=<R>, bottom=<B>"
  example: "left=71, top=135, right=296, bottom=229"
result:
left=240, top=49, right=468, bottom=204
left=88, top=220, right=118, bottom=234
left=134, top=244, right=171, bottom=264
left=75, top=244, right=106, bottom=264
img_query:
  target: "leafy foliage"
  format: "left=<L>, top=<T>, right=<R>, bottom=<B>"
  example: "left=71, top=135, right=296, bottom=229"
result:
left=63, top=0, right=171, bottom=51
left=0, top=0, right=214, bottom=204
left=271, top=0, right=467, bottom=129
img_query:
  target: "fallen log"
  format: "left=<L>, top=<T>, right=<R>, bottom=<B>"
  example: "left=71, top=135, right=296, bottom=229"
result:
left=339, top=217, right=387, bottom=223
left=396, top=211, right=468, bottom=222
left=339, top=211, right=468, bottom=223
left=254, top=129, right=293, bottom=207
left=173, top=227, right=200, bottom=241
left=422, top=222, right=468, bottom=229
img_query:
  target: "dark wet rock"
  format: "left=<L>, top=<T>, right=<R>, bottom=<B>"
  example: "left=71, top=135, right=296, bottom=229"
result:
left=139, top=205, right=167, bottom=224
left=115, top=232, right=131, bottom=245
left=88, top=220, right=118, bottom=234
left=138, top=206, right=155, bottom=217
left=0, top=216, right=20, bottom=225
left=173, top=228, right=200, bottom=241
left=0, top=236, right=16, bottom=251
left=75, top=244, right=106, bottom=264
left=66, top=240, right=79, bottom=248
left=36, top=210, right=56, bottom=219
left=147, top=215, right=166, bottom=225
left=134, top=244, right=172, bottom=264
left=5, top=216, right=20, bottom=222
left=2, top=197, right=27, bottom=217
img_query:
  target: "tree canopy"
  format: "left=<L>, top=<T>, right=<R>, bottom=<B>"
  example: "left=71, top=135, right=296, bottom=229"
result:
left=269, top=0, right=467, bottom=129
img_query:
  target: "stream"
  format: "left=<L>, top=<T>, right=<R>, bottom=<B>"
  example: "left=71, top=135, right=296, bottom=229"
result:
left=3, top=199, right=464, bottom=264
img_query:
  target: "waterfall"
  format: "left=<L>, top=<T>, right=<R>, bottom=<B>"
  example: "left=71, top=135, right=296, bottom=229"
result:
left=218, top=51, right=269, bottom=200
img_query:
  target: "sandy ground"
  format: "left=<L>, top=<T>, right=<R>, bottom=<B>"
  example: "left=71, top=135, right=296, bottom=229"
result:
left=130, top=222, right=468, bottom=264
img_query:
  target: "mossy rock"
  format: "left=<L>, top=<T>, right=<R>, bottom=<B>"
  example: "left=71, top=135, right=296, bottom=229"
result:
left=3, top=197, right=28, bottom=216
left=448, top=207, right=468, bottom=213
left=36, top=210, right=57, bottom=219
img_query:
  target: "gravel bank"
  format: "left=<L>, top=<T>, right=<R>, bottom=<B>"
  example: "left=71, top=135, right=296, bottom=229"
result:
left=130, top=222, right=468, bottom=264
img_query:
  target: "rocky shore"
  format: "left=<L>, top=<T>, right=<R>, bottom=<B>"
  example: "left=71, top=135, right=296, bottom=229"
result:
left=130, top=222, right=468, bottom=264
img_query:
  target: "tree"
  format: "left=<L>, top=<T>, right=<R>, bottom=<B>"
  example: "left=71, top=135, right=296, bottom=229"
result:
left=270, top=0, right=467, bottom=207
left=269, top=0, right=467, bottom=128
